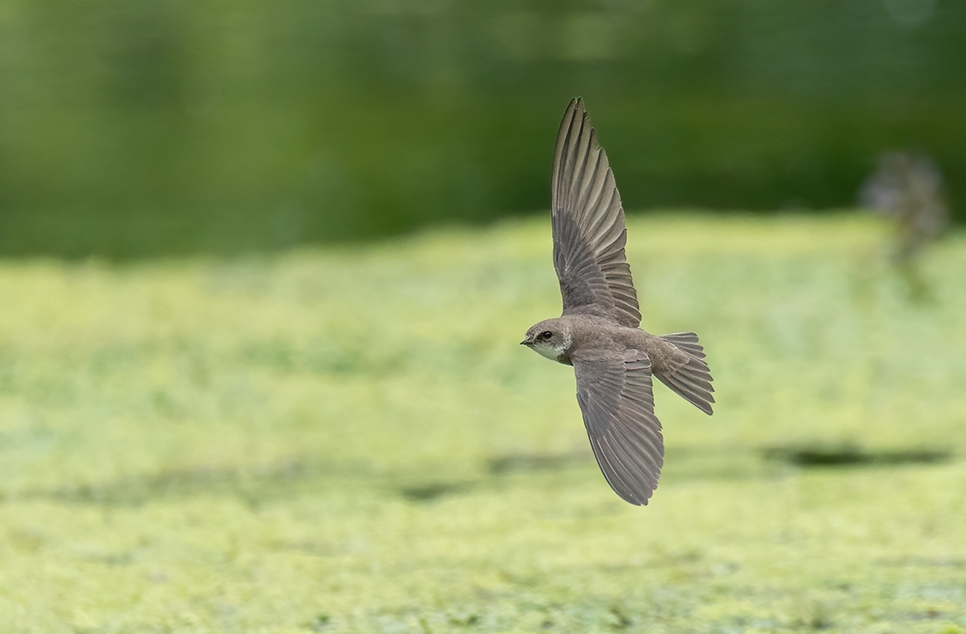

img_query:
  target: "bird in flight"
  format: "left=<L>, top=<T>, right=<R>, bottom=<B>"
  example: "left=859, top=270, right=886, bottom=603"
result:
left=521, top=98, right=714, bottom=506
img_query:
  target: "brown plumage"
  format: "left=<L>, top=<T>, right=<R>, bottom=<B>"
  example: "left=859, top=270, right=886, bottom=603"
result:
left=522, top=99, right=714, bottom=506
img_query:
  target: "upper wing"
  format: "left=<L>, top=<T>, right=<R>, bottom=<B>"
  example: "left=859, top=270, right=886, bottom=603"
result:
left=552, top=98, right=641, bottom=328
left=573, top=348, right=663, bottom=505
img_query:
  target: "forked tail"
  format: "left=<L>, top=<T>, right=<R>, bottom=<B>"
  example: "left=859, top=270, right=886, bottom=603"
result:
left=654, top=332, right=714, bottom=415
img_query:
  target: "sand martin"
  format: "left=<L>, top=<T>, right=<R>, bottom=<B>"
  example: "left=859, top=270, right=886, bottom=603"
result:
left=522, top=98, right=714, bottom=506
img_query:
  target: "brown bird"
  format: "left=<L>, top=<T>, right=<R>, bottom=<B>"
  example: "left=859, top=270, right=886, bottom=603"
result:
left=521, top=99, right=714, bottom=506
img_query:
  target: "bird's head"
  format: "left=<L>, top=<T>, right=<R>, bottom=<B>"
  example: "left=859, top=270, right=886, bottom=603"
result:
left=521, top=318, right=572, bottom=362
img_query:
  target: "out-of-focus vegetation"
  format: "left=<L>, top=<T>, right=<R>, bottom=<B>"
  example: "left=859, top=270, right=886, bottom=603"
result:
left=1, top=214, right=964, bottom=632
left=862, top=151, right=950, bottom=265
left=1, top=1, right=965, bottom=257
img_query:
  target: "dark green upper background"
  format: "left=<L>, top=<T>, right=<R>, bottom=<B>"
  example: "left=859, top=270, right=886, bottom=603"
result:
left=1, top=0, right=963, bottom=257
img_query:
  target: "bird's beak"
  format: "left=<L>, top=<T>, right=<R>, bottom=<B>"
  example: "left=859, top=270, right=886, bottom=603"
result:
left=520, top=338, right=532, bottom=346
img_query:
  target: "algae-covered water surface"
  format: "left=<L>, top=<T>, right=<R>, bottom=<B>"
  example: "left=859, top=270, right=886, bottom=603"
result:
left=1, top=215, right=964, bottom=633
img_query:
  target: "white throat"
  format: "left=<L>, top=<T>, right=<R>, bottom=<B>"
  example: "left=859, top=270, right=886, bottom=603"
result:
left=531, top=332, right=571, bottom=361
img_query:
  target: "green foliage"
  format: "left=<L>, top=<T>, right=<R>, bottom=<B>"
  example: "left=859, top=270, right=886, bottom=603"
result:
left=0, top=213, right=965, bottom=632
left=1, top=1, right=965, bottom=256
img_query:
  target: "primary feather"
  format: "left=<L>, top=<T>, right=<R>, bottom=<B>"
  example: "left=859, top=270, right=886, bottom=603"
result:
left=551, top=99, right=641, bottom=328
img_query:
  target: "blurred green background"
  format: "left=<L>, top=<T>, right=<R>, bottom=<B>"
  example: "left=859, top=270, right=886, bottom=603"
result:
left=2, top=216, right=965, bottom=632
left=3, top=3, right=966, bottom=632
left=1, top=0, right=964, bottom=257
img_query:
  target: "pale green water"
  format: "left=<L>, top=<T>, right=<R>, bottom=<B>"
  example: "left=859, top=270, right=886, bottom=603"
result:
left=0, top=214, right=964, bottom=632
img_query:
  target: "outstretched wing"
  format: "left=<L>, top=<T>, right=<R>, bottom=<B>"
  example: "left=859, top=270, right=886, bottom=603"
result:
left=573, top=348, right=663, bottom=505
left=552, top=98, right=641, bottom=328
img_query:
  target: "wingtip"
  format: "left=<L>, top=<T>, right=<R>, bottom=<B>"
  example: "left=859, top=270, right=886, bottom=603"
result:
left=568, top=97, right=587, bottom=117
left=632, top=492, right=651, bottom=506
left=609, top=482, right=652, bottom=506
left=569, top=99, right=597, bottom=146
left=624, top=489, right=653, bottom=506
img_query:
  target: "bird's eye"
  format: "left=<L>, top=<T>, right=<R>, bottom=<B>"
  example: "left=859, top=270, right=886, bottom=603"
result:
left=540, top=331, right=553, bottom=340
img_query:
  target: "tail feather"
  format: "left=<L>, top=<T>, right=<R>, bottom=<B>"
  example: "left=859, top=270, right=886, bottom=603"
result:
left=655, top=332, right=714, bottom=415
left=660, top=331, right=706, bottom=359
